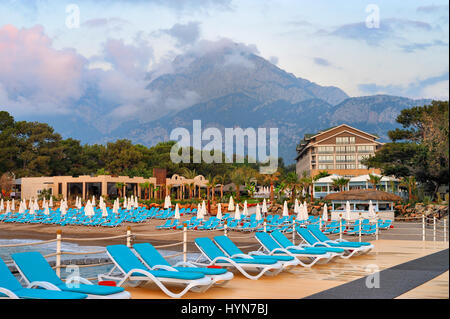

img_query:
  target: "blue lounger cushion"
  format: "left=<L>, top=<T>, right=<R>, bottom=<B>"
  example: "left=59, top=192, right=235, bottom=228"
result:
left=133, top=243, right=228, bottom=275
left=11, top=252, right=125, bottom=296
left=308, top=227, right=371, bottom=247
left=0, top=257, right=87, bottom=299
left=213, top=235, right=295, bottom=262
left=195, top=237, right=278, bottom=265
left=255, top=232, right=327, bottom=255
left=106, top=245, right=205, bottom=280
left=293, top=229, right=346, bottom=253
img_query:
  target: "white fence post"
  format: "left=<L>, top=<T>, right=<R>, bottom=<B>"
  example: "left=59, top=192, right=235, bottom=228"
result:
left=375, top=212, right=379, bottom=241
left=433, top=216, right=436, bottom=242
left=224, top=220, right=228, bottom=237
left=264, top=218, right=267, bottom=233
left=422, top=214, right=425, bottom=241
left=183, top=223, right=187, bottom=263
left=292, top=217, right=296, bottom=245
left=444, top=218, right=447, bottom=243
left=126, top=226, right=132, bottom=248
left=359, top=213, right=362, bottom=243
left=56, top=229, right=61, bottom=278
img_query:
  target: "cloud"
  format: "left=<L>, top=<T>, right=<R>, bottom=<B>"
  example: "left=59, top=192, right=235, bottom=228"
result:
left=160, top=21, right=201, bottom=47
left=0, top=24, right=86, bottom=115
left=399, top=39, right=448, bottom=53
left=358, top=71, right=449, bottom=99
left=417, top=5, right=449, bottom=14
left=327, top=18, right=434, bottom=46
left=313, top=57, right=332, bottom=67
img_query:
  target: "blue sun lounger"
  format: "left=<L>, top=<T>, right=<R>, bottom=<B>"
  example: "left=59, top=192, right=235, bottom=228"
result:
left=306, top=225, right=374, bottom=255
left=254, top=232, right=332, bottom=267
left=193, top=237, right=283, bottom=280
left=0, top=257, right=87, bottom=299
left=133, top=243, right=233, bottom=285
left=213, top=235, right=299, bottom=269
left=271, top=230, right=345, bottom=260
left=11, top=252, right=130, bottom=299
left=99, top=244, right=213, bottom=298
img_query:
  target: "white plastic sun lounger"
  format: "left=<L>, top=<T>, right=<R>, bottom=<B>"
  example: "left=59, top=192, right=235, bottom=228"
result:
left=99, top=244, right=213, bottom=298
left=192, top=237, right=283, bottom=280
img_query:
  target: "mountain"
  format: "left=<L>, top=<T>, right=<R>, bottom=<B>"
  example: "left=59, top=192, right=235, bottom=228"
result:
left=20, top=44, right=432, bottom=163
left=115, top=93, right=430, bottom=163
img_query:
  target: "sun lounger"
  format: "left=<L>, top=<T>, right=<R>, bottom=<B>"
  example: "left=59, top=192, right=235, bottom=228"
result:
left=307, top=225, right=374, bottom=255
left=0, top=257, right=87, bottom=299
left=213, top=235, right=299, bottom=269
left=254, top=232, right=332, bottom=267
left=11, top=252, right=129, bottom=299
left=271, top=230, right=345, bottom=260
left=193, top=237, right=283, bottom=280
left=99, top=244, right=213, bottom=298
left=133, top=243, right=233, bottom=285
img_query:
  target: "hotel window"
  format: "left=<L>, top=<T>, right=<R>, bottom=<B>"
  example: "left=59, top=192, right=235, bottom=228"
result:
left=319, top=164, right=334, bottom=170
left=318, top=146, right=334, bottom=153
left=336, top=137, right=348, bottom=144
left=346, top=145, right=356, bottom=152
left=349, top=136, right=355, bottom=144
left=357, top=145, right=374, bottom=153
left=336, top=155, right=355, bottom=163
left=318, top=155, right=333, bottom=163
left=358, top=163, right=367, bottom=169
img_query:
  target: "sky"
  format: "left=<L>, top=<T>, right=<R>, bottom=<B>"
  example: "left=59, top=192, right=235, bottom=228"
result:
left=0, top=0, right=448, bottom=120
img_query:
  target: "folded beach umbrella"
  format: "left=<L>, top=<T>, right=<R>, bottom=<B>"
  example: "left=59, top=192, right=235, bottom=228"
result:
left=0, top=198, right=4, bottom=212
left=368, top=200, right=376, bottom=221
left=163, top=196, right=169, bottom=209
left=18, top=201, right=24, bottom=214
left=243, top=200, right=248, bottom=216
left=255, top=203, right=262, bottom=221
left=92, top=196, right=96, bottom=207
left=294, top=199, right=299, bottom=214
left=123, top=197, right=127, bottom=209
left=262, top=198, right=268, bottom=214
left=174, top=204, right=180, bottom=219
left=196, top=203, right=203, bottom=220
left=228, top=196, right=235, bottom=211
left=49, top=197, right=53, bottom=207
left=43, top=203, right=50, bottom=216
left=296, top=203, right=303, bottom=220
left=345, top=201, right=352, bottom=220
left=234, top=204, right=241, bottom=220
left=282, top=201, right=289, bottom=216
left=134, top=196, right=138, bottom=208
left=11, top=198, right=15, bottom=211
left=5, top=201, right=11, bottom=214
left=202, top=200, right=207, bottom=216
left=42, top=198, right=46, bottom=210
left=322, top=204, right=328, bottom=222
left=126, top=199, right=132, bottom=211
left=216, top=203, right=222, bottom=220
left=102, top=204, right=108, bottom=217
left=33, top=199, right=39, bottom=211
left=303, top=203, right=309, bottom=221
left=167, top=196, right=172, bottom=208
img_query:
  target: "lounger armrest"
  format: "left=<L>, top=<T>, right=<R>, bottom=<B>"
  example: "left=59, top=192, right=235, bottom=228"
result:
left=0, top=287, right=19, bottom=299
left=247, top=251, right=266, bottom=256
left=285, top=245, right=299, bottom=250
left=27, top=281, right=61, bottom=291
left=151, top=265, right=179, bottom=272
left=312, top=242, right=332, bottom=248
left=268, top=247, right=291, bottom=255
left=230, top=253, right=252, bottom=259
left=334, top=239, right=349, bottom=243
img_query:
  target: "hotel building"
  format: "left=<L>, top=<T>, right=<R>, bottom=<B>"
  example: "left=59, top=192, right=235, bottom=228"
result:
left=295, top=124, right=383, bottom=178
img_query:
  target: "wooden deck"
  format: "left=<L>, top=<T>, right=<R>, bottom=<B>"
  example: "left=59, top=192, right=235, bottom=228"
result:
left=125, top=240, right=449, bottom=299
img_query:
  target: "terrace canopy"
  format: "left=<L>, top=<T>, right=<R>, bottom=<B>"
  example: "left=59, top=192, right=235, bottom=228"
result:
left=324, top=189, right=402, bottom=220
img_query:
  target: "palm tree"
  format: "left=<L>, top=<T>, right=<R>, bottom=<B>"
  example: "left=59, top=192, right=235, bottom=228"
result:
left=399, top=176, right=416, bottom=202
left=331, top=177, right=350, bottom=192
left=115, top=182, right=125, bottom=198
left=139, top=182, right=150, bottom=200
left=284, top=172, right=299, bottom=202
left=181, top=167, right=197, bottom=200
left=299, top=172, right=314, bottom=201
left=230, top=168, right=246, bottom=202
left=216, top=174, right=227, bottom=201
left=263, top=171, right=281, bottom=202
left=368, top=174, right=382, bottom=190
left=205, top=174, right=218, bottom=201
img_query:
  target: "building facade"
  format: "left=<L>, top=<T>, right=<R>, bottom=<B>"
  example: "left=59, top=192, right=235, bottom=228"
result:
left=295, top=124, right=383, bottom=178
left=14, top=174, right=208, bottom=200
